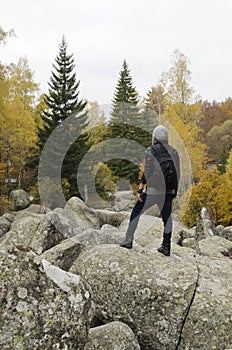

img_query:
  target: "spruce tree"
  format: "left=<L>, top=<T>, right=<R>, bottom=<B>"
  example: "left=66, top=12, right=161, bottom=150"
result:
left=107, top=60, right=144, bottom=185
left=37, top=36, right=89, bottom=204
left=38, top=36, right=87, bottom=147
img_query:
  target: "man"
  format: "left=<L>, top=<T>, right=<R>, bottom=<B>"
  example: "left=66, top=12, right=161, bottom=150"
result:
left=120, top=125, right=180, bottom=256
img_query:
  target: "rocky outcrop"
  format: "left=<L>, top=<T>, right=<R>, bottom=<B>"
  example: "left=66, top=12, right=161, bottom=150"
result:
left=0, top=198, right=232, bottom=349
left=84, top=321, right=141, bottom=349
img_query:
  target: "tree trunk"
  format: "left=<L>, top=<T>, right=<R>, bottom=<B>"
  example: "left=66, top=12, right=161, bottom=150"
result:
left=6, top=140, right=11, bottom=197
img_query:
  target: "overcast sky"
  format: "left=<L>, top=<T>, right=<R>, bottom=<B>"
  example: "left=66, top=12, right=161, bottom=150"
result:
left=1, top=0, right=232, bottom=104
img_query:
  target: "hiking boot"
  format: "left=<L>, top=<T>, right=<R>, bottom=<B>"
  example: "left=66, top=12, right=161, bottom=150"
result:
left=120, top=239, right=133, bottom=249
left=157, top=244, right=170, bottom=256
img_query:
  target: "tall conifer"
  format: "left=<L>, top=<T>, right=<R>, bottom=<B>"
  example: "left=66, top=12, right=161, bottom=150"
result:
left=38, top=37, right=89, bottom=203
left=107, top=60, right=144, bottom=185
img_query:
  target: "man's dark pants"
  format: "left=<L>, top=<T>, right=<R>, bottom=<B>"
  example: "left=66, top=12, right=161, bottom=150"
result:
left=126, top=192, right=175, bottom=243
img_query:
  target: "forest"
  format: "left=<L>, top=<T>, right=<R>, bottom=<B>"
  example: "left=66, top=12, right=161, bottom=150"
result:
left=0, top=27, right=231, bottom=227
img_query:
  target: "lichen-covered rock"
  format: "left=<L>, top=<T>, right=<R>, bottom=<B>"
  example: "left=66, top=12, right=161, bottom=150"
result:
left=181, top=237, right=197, bottom=250
left=0, top=247, right=92, bottom=350
left=220, top=226, right=232, bottom=242
left=198, top=235, right=232, bottom=258
left=47, top=198, right=114, bottom=239
left=0, top=213, right=15, bottom=238
left=65, top=197, right=101, bottom=228
left=1, top=214, right=63, bottom=255
left=71, top=245, right=198, bottom=350
left=23, top=204, right=51, bottom=214
left=40, top=237, right=85, bottom=271
left=196, top=207, right=217, bottom=241
left=84, top=321, right=141, bottom=350
left=96, top=209, right=130, bottom=228
left=179, top=255, right=232, bottom=350
left=72, top=225, right=125, bottom=247
left=9, top=189, right=30, bottom=211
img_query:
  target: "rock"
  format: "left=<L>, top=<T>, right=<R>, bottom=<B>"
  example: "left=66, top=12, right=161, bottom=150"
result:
left=84, top=321, right=141, bottom=350
left=96, top=209, right=130, bottom=228
left=198, top=235, right=232, bottom=258
left=23, top=204, right=51, bottom=214
left=65, top=197, right=101, bottom=228
left=133, top=215, right=163, bottom=247
left=111, top=190, right=134, bottom=212
left=216, top=224, right=225, bottom=235
left=174, top=223, right=196, bottom=246
left=220, top=226, right=232, bottom=242
left=1, top=214, right=63, bottom=255
left=0, top=247, right=92, bottom=349
left=195, top=207, right=217, bottom=241
left=0, top=213, right=15, bottom=238
left=47, top=207, right=89, bottom=239
left=9, top=189, right=30, bottom=211
left=46, top=198, right=114, bottom=239
left=73, top=226, right=125, bottom=247
left=71, top=244, right=198, bottom=350
left=181, top=238, right=197, bottom=250
left=179, top=255, right=232, bottom=350
left=40, top=237, right=85, bottom=271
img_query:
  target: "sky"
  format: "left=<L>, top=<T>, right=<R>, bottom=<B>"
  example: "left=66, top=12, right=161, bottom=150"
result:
left=1, top=0, right=232, bottom=105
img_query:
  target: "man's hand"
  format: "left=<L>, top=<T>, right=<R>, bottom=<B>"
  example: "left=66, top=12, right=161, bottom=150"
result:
left=137, top=187, right=143, bottom=202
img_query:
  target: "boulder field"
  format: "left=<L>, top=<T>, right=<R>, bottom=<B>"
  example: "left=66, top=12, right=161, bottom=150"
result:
left=0, top=192, right=232, bottom=349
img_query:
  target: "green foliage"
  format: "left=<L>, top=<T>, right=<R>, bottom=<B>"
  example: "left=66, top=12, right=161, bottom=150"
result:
left=107, top=60, right=145, bottom=184
left=37, top=36, right=90, bottom=200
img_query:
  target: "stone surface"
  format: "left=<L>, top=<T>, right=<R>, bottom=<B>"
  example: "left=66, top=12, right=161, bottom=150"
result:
left=65, top=197, right=101, bottom=228
left=71, top=244, right=198, bottom=350
left=9, top=189, right=30, bottom=211
left=179, top=255, right=232, bottom=350
left=23, top=204, right=51, bottom=214
left=84, top=321, right=141, bottom=350
left=1, top=214, right=63, bottom=255
left=198, top=235, right=232, bottom=258
left=195, top=207, right=217, bottom=241
left=0, top=213, right=15, bottom=238
left=40, top=237, right=86, bottom=271
left=96, top=209, right=130, bottom=228
left=0, top=247, right=92, bottom=350
left=220, top=226, right=232, bottom=242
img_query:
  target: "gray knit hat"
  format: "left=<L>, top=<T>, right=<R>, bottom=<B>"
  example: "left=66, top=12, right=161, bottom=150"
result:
left=152, top=125, right=168, bottom=143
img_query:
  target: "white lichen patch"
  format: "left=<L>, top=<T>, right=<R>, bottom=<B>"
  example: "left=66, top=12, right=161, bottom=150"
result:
left=17, top=287, right=28, bottom=299
left=41, top=259, right=80, bottom=292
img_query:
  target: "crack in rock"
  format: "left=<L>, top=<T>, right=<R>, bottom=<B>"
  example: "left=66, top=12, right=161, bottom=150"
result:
left=176, top=255, right=200, bottom=350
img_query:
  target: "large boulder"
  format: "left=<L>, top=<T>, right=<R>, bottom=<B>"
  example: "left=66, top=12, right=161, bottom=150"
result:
left=1, top=213, right=63, bottom=255
left=179, top=255, right=232, bottom=350
left=84, top=321, right=141, bottom=350
left=47, top=197, right=110, bottom=239
left=65, top=197, right=101, bottom=228
left=40, top=237, right=85, bottom=271
left=9, top=189, right=30, bottom=211
left=0, top=246, right=92, bottom=349
left=198, top=235, right=232, bottom=258
left=71, top=245, right=198, bottom=350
